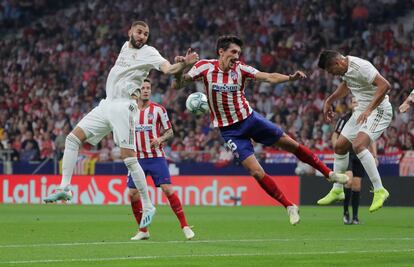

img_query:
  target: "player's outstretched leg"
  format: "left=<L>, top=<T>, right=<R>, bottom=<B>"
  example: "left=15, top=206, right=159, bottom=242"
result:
left=44, top=132, right=83, bottom=203
left=129, top=195, right=150, bottom=241
left=294, top=144, right=349, bottom=184
left=124, top=156, right=156, bottom=227
left=162, top=184, right=195, bottom=239
left=356, top=149, right=389, bottom=212
left=257, top=173, right=300, bottom=225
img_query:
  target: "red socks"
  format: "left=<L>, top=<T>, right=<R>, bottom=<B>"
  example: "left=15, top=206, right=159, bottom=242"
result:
left=167, top=193, right=188, bottom=228
left=130, top=199, right=147, bottom=232
left=294, top=144, right=331, bottom=177
left=258, top=174, right=293, bottom=208
left=131, top=193, right=188, bottom=230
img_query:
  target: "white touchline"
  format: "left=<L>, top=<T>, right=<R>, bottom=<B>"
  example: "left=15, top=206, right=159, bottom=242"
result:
left=0, top=237, right=413, bottom=248
left=1, top=249, right=414, bottom=265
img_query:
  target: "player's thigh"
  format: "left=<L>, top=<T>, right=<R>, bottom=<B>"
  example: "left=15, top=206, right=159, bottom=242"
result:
left=141, top=158, right=171, bottom=187
left=77, top=104, right=111, bottom=146
left=108, top=100, right=137, bottom=150
left=359, top=106, right=393, bottom=141
left=221, top=133, right=255, bottom=162
left=340, top=113, right=360, bottom=145
left=249, top=112, right=284, bottom=146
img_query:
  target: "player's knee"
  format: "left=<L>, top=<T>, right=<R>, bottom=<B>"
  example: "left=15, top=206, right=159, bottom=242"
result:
left=129, top=189, right=140, bottom=201
left=250, top=168, right=264, bottom=180
left=334, top=143, right=347, bottom=154
left=351, top=142, right=366, bottom=154
left=161, top=184, right=174, bottom=196
left=120, top=148, right=137, bottom=160
left=65, top=133, right=82, bottom=150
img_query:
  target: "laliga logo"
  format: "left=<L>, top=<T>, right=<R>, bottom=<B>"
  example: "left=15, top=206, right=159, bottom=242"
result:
left=80, top=178, right=105, bottom=204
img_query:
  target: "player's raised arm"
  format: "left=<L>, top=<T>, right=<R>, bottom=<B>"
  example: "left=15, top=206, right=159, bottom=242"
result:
left=255, top=70, right=307, bottom=84
left=160, top=48, right=199, bottom=75
left=323, top=82, right=350, bottom=122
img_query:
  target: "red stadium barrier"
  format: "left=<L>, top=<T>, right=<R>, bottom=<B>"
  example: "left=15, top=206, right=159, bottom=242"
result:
left=0, top=175, right=299, bottom=206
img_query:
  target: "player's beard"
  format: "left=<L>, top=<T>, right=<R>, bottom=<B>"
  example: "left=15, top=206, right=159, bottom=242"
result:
left=129, top=35, right=144, bottom=49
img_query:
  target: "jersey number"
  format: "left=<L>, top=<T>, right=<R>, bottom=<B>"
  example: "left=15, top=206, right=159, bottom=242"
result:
left=225, top=139, right=238, bottom=152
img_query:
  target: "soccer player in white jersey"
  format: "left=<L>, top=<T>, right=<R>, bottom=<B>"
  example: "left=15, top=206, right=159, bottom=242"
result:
left=173, top=36, right=349, bottom=225
left=128, top=79, right=194, bottom=240
left=317, top=50, right=392, bottom=212
left=44, top=21, right=199, bottom=228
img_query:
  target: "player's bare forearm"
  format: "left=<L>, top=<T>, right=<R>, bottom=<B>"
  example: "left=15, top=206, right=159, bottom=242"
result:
left=326, top=82, right=349, bottom=105
left=172, top=73, right=192, bottom=90
left=159, top=128, right=174, bottom=143
left=256, top=71, right=306, bottom=84
left=161, top=48, right=199, bottom=75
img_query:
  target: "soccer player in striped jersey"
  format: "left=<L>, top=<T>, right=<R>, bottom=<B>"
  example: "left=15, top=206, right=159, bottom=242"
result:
left=128, top=78, right=194, bottom=240
left=44, top=21, right=199, bottom=229
left=173, top=36, right=349, bottom=225
left=318, top=50, right=391, bottom=212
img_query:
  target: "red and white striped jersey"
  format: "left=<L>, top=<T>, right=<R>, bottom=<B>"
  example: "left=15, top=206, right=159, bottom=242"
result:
left=188, top=59, right=258, bottom=127
left=135, top=102, right=171, bottom=159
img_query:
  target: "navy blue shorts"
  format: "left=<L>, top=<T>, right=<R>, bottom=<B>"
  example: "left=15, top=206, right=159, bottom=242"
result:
left=220, top=111, right=284, bottom=162
left=127, top=157, right=171, bottom=188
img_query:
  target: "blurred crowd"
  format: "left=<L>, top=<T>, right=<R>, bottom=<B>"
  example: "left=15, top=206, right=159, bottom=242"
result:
left=1, top=0, right=414, bottom=163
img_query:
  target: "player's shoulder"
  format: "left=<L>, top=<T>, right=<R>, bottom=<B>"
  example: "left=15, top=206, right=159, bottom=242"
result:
left=348, top=56, right=374, bottom=71
left=194, top=59, right=216, bottom=68
left=151, top=102, right=167, bottom=111
left=140, top=45, right=161, bottom=55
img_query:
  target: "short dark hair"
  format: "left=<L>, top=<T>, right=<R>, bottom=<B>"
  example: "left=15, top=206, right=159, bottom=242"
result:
left=131, top=21, right=148, bottom=28
left=318, top=50, right=341, bottom=69
left=143, top=78, right=151, bottom=84
left=216, top=35, right=243, bottom=55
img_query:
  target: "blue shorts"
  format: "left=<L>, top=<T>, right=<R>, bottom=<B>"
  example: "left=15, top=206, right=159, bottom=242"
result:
left=220, top=111, right=284, bottom=162
left=127, top=157, right=171, bottom=188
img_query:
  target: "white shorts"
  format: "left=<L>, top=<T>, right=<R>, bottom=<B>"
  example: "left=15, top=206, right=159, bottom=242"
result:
left=341, top=104, right=393, bottom=142
left=77, top=99, right=137, bottom=150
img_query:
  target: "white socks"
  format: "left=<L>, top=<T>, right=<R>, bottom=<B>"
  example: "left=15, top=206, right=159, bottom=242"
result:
left=60, top=133, right=82, bottom=189
left=357, top=149, right=383, bottom=190
left=124, top=157, right=154, bottom=211
left=333, top=153, right=349, bottom=190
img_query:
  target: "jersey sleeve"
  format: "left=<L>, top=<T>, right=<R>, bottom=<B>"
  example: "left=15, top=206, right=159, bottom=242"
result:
left=187, top=60, right=209, bottom=80
left=239, top=63, right=259, bottom=79
left=147, top=47, right=168, bottom=71
left=160, top=107, right=171, bottom=130
left=359, top=60, right=379, bottom=84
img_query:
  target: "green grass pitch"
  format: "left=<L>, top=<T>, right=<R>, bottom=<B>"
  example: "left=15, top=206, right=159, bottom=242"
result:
left=0, top=204, right=413, bottom=266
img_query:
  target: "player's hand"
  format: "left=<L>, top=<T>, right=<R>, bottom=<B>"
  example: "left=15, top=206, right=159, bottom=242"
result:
left=399, top=102, right=410, bottom=113
left=323, top=101, right=334, bottom=122
left=289, top=71, right=307, bottom=81
left=150, top=138, right=163, bottom=148
left=184, top=48, right=199, bottom=66
left=174, top=56, right=186, bottom=63
left=356, top=110, right=371, bottom=124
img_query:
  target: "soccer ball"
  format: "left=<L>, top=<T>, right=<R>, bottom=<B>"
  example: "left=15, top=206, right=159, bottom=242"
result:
left=186, top=92, right=209, bottom=115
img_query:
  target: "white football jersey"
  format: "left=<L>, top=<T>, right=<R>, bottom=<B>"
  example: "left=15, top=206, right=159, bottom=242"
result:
left=105, top=42, right=167, bottom=100
left=342, top=56, right=390, bottom=111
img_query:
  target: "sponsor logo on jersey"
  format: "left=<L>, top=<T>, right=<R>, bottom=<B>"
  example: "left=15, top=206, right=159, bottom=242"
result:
left=135, top=124, right=153, bottom=132
left=230, top=70, right=238, bottom=81
left=212, top=83, right=239, bottom=92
